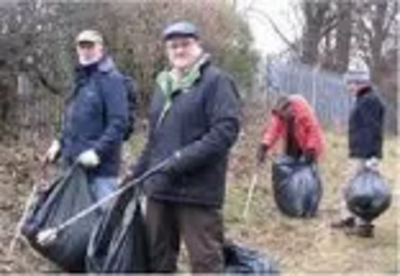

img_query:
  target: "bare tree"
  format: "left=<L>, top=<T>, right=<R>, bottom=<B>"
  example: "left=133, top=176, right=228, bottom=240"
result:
left=354, top=0, right=398, bottom=83
left=0, top=0, right=258, bottom=140
left=332, top=1, right=353, bottom=72
left=300, top=1, right=338, bottom=66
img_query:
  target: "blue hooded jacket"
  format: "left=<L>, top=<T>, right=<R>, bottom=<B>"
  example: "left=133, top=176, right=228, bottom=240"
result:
left=60, top=56, right=129, bottom=177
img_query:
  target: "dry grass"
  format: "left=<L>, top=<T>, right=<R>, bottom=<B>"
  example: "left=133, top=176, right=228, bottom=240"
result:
left=0, top=103, right=398, bottom=274
left=0, top=145, right=51, bottom=272
left=224, top=104, right=399, bottom=274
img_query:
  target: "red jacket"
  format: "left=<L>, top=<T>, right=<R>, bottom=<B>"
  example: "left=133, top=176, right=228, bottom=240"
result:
left=262, top=95, right=324, bottom=159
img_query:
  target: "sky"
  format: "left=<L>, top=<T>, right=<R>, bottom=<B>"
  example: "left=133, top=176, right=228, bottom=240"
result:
left=236, top=0, right=301, bottom=57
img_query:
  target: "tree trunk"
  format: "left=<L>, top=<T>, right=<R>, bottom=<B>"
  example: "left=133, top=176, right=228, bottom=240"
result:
left=334, top=2, right=352, bottom=72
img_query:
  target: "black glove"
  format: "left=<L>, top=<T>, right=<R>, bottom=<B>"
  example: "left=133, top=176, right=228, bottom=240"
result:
left=256, top=144, right=268, bottom=165
left=303, top=149, right=316, bottom=164
left=160, top=151, right=182, bottom=176
left=125, top=151, right=182, bottom=187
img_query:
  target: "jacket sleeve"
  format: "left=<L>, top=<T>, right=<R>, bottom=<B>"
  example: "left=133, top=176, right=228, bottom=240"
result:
left=262, top=113, right=284, bottom=148
left=93, top=73, right=129, bottom=157
left=172, top=73, right=241, bottom=174
left=358, top=97, right=385, bottom=158
left=300, top=108, right=324, bottom=156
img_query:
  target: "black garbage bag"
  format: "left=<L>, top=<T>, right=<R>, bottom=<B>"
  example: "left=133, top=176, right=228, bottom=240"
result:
left=86, top=185, right=149, bottom=273
left=21, top=165, right=100, bottom=272
left=224, top=242, right=279, bottom=275
left=344, top=168, right=391, bottom=222
left=272, top=156, right=322, bottom=217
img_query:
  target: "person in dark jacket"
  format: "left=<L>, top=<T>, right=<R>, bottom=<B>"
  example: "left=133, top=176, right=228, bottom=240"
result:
left=43, top=30, right=130, bottom=202
left=331, top=58, right=385, bottom=238
left=129, top=21, right=240, bottom=273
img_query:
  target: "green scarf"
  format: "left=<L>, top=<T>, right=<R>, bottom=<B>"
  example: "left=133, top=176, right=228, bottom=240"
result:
left=156, top=54, right=209, bottom=127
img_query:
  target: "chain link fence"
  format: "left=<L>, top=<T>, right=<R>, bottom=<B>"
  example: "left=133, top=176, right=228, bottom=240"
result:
left=265, top=57, right=354, bottom=132
left=263, top=57, right=398, bottom=134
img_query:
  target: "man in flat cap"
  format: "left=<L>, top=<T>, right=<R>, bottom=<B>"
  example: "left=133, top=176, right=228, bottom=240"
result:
left=130, top=21, right=241, bottom=272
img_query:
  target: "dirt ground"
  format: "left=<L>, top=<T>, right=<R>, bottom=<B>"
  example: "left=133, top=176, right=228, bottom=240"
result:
left=0, top=105, right=398, bottom=274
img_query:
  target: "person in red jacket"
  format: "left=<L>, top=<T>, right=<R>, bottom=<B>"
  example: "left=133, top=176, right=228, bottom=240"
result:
left=257, top=94, right=324, bottom=165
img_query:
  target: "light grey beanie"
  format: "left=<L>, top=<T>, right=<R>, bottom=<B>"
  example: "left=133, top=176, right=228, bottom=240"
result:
left=344, top=58, right=371, bottom=84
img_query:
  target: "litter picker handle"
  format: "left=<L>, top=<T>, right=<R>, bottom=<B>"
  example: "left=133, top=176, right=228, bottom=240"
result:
left=243, top=172, right=259, bottom=221
left=243, top=154, right=275, bottom=221
left=52, top=157, right=171, bottom=234
left=7, top=185, right=39, bottom=256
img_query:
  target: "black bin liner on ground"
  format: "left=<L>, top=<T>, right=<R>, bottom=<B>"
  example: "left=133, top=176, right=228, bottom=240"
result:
left=272, top=155, right=322, bottom=218
left=224, top=242, right=279, bottom=275
left=21, top=165, right=100, bottom=272
left=86, top=185, right=149, bottom=273
left=345, top=168, right=391, bottom=222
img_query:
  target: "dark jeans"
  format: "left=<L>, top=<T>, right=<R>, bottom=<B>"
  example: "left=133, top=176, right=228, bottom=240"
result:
left=145, top=198, right=224, bottom=273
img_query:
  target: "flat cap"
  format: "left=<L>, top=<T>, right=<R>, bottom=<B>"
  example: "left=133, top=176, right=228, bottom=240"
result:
left=162, top=21, right=199, bottom=41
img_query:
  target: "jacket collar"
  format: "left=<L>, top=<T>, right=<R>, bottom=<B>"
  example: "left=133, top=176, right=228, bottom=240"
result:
left=97, top=56, right=117, bottom=73
left=75, top=55, right=116, bottom=77
left=356, top=86, right=372, bottom=99
left=157, top=53, right=211, bottom=97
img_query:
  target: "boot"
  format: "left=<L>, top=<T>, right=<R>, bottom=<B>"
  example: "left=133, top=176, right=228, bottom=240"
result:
left=347, top=223, right=374, bottom=238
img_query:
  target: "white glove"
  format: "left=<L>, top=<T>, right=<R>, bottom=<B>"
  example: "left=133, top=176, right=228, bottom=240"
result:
left=365, top=157, right=379, bottom=171
left=45, top=140, right=61, bottom=163
left=78, top=149, right=100, bottom=168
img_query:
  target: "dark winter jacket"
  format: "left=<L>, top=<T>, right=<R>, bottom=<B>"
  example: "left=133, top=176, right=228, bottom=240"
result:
left=132, top=60, right=241, bottom=208
left=349, top=86, right=385, bottom=159
left=60, top=56, right=129, bottom=177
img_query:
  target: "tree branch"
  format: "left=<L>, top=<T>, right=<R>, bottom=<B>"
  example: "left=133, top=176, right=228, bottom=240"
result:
left=320, top=15, right=339, bottom=39
left=246, top=7, right=300, bottom=54
left=28, top=64, right=62, bottom=95
left=382, top=0, right=398, bottom=39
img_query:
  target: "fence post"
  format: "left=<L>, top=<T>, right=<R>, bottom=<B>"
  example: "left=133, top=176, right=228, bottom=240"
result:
left=311, top=66, right=318, bottom=110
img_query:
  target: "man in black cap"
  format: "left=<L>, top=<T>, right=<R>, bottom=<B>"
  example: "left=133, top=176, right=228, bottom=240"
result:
left=130, top=21, right=241, bottom=272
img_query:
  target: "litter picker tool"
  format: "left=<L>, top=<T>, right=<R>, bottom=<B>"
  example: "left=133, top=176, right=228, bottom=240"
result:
left=35, top=158, right=170, bottom=246
left=243, top=155, right=274, bottom=221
